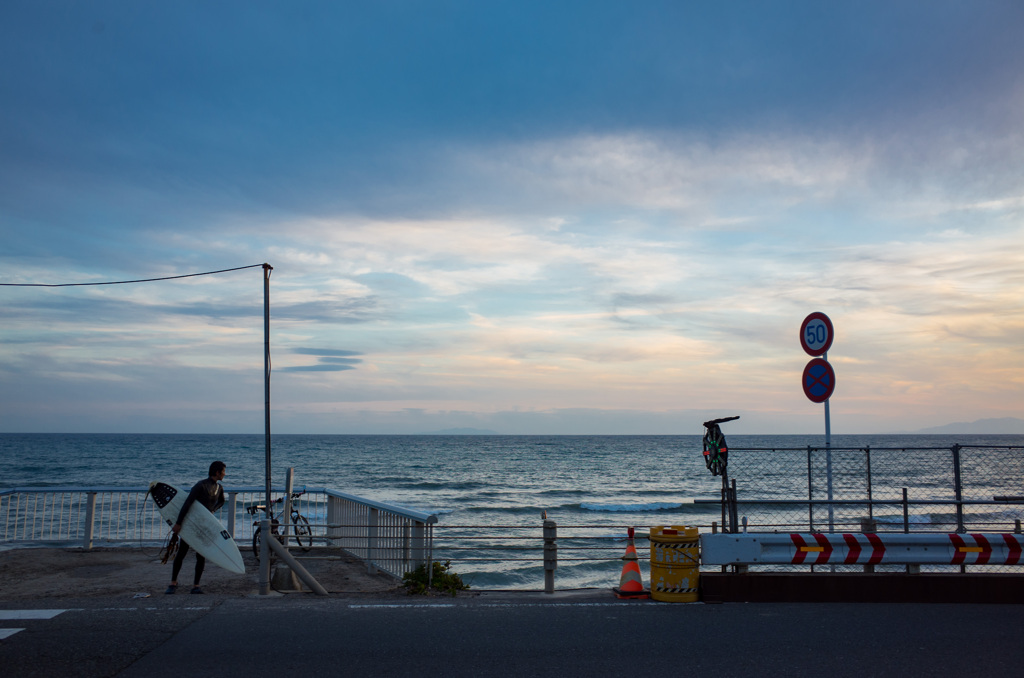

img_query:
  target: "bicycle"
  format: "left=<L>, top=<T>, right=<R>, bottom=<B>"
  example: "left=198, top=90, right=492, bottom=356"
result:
left=246, top=491, right=313, bottom=561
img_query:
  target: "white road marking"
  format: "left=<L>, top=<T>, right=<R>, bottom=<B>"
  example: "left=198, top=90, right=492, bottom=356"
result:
left=0, top=610, right=67, bottom=641
left=477, top=602, right=650, bottom=608
left=347, top=602, right=648, bottom=609
left=0, top=609, right=67, bottom=620
left=348, top=604, right=457, bottom=609
left=66, top=607, right=211, bottom=612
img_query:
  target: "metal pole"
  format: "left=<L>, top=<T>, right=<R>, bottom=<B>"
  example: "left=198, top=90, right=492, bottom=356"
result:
left=807, top=446, right=814, bottom=532
left=902, top=487, right=910, bottom=534
left=259, top=517, right=271, bottom=595
left=283, top=467, right=294, bottom=548
left=543, top=519, right=557, bottom=594
left=227, top=492, right=237, bottom=538
left=263, top=264, right=273, bottom=522
left=824, top=352, right=834, bottom=533
left=730, top=478, right=739, bottom=534
left=951, top=444, right=965, bottom=533
left=902, top=487, right=914, bottom=574
left=265, top=534, right=328, bottom=595
left=865, top=446, right=873, bottom=521
left=720, top=468, right=730, bottom=533
left=83, top=492, right=97, bottom=550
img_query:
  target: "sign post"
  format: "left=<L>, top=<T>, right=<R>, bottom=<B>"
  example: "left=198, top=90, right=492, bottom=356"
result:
left=800, top=312, right=835, bottom=532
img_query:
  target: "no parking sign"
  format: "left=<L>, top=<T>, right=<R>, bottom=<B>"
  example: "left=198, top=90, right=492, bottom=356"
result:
left=802, top=357, right=836, bottom=403
left=799, top=312, right=835, bottom=403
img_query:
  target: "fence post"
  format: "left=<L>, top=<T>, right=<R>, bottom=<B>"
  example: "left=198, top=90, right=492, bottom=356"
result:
left=326, top=495, right=340, bottom=547
left=720, top=475, right=729, bottom=533
left=426, top=523, right=434, bottom=587
left=403, top=522, right=411, bottom=572
left=226, top=492, right=237, bottom=538
left=729, top=479, right=739, bottom=533
left=865, top=446, right=873, bottom=521
left=83, top=492, right=97, bottom=550
left=807, top=446, right=815, bottom=532
left=902, top=487, right=920, bottom=574
left=367, top=507, right=379, bottom=575
left=951, top=444, right=965, bottom=533
left=902, top=487, right=910, bottom=534
left=411, top=520, right=426, bottom=569
left=543, top=519, right=557, bottom=594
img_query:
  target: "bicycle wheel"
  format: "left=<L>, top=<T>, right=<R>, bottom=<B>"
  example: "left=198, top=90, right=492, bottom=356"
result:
left=292, top=514, right=312, bottom=551
left=252, top=527, right=262, bottom=561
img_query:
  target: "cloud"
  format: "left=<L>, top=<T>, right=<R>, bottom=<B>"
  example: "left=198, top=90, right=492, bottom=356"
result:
left=1, top=3, right=1022, bottom=433
left=277, top=347, right=363, bottom=373
left=290, top=348, right=360, bottom=356
left=279, top=364, right=357, bottom=373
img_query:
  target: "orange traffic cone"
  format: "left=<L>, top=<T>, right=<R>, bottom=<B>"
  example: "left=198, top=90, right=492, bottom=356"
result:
left=613, top=527, right=649, bottom=599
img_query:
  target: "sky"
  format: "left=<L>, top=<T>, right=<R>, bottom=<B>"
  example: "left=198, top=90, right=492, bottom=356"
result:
left=1, top=1, right=1022, bottom=435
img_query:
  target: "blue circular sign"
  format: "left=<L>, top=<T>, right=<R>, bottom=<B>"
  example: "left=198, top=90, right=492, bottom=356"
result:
left=800, top=312, right=834, bottom=357
left=802, top=357, right=836, bottom=403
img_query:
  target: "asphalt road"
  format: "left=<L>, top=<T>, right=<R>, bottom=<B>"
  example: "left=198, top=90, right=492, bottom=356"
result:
left=3, top=592, right=1023, bottom=677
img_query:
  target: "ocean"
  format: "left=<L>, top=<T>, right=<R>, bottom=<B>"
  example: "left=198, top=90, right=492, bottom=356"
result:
left=3, top=433, right=1023, bottom=588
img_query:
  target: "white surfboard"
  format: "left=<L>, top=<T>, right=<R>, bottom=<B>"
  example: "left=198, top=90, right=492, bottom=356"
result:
left=150, top=481, right=245, bottom=575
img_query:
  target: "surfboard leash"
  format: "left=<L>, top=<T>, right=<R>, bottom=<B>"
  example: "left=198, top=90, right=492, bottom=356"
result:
left=160, top=533, right=179, bottom=565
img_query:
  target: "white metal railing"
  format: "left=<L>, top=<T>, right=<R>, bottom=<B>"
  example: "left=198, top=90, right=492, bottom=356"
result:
left=325, top=489, right=437, bottom=580
left=0, top=486, right=437, bottom=580
left=0, top=487, right=163, bottom=547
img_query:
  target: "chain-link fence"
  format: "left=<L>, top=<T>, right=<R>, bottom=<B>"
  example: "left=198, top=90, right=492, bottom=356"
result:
left=715, top=444, right=1024, bottom=572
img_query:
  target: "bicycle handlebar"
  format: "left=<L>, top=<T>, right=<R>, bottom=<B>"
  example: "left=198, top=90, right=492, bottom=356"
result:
left=244, top=491, right=305, bottom=515
left=703, top=415, right=740, bottom=427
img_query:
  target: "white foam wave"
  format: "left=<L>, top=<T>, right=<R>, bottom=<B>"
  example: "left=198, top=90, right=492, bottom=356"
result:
left=875, top=514, right=932, bottom=525
left=581, top=501, right=690, bottom=512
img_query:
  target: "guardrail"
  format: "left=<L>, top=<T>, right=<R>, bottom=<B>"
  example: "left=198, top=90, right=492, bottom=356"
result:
left=0, top=486, right=436, bottom=581
left=717, top=444, right=1024, bottom=535
left=434, top=520, right=1024, bottom=591
left=701, top=531, right=1024, bottom=570
left=432, top=523, right=669, bottom=592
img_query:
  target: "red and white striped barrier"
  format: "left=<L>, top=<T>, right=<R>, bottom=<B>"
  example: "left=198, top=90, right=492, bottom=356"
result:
left=700, top=532, right=1024, bottom=566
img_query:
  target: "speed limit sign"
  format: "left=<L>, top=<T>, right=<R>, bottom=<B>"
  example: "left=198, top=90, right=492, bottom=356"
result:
left=799, top=312, right=833, bottom=356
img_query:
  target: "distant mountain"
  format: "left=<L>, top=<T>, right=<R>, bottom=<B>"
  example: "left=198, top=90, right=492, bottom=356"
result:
left=913, top=417, right=1024, bottom=434
left=421, top=427, right=501, bottom=435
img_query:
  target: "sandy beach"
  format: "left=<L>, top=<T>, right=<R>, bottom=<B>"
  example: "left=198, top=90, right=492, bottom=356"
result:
left=0, top=546, right=405, bottom=601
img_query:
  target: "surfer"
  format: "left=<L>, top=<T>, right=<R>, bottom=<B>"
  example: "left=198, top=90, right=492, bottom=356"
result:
left=165, top=461, right=227, bottom=594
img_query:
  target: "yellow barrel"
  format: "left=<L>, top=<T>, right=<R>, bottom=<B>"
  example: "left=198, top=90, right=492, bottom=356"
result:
left=649, top=525, right=700, bottom=602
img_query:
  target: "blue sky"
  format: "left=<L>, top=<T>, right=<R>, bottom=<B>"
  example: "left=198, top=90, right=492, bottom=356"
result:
left=1, top=1, right=1022, bottom=434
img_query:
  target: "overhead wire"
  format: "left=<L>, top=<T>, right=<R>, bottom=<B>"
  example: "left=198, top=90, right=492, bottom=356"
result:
left=0, top=263, right=265, bottom=287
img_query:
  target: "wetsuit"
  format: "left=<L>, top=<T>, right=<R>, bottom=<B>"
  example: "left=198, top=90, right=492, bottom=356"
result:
left=171, top=477, right=226, bottom=586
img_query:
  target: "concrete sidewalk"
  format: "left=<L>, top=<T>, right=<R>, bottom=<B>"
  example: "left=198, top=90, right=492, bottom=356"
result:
left=0, top=546, right=403, bottom=601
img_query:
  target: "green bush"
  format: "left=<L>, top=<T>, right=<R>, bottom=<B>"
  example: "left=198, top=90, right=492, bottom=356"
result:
left=403, top=560, right=469, bottom=596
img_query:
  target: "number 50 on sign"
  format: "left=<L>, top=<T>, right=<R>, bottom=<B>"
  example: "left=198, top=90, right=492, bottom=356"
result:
left=799, top=312, right=833, bottom=357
